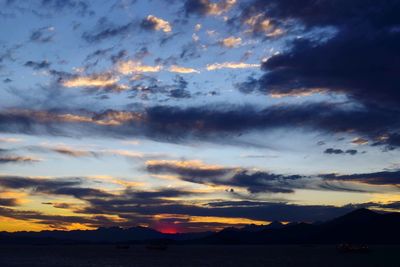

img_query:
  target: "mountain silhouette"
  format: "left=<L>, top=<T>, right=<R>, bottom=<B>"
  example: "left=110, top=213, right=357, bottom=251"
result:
left=1, top=209, right=399, bottom=245
left=200, top=208, right=400, bottom=244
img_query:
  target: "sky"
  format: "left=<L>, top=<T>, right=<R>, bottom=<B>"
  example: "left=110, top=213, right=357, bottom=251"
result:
left=0, top=0, right=400, bottom=233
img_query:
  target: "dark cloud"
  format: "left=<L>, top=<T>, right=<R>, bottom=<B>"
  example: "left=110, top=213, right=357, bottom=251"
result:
left=146, top=160, right=399, bottom=193
left=1, top=102, right=399, bottom=149
left=239, top=0, right=400, bottom=30
left=235, top=0, right=400, bottom=151
left=146, top=160, right=302, bottom=193
left=322, top=170, right=400, bottom=186
left=160, top=32, right=181, bottom=46
left=85, top=48, right=113, bottom=62
left=168, top=76, right=191, bottom=98
left=24, top=60, right=51, bottom=70
left=234, top=76, right=258, bottom=94
left=110, top=49, right=128, bottom=63
left=0, top=206, right=119, bottom=229
left=0, top=44, right=22, bottom=63
left=51, top=187, right=113, bottom=199
left=30, top=26, right=55, bottom=43
left=40, top=0, right=92, bottom=15
left=180, top=42, right=201, bottom=61
left=82, top=18, right=136, bottom=43
left=0, top=156, right=38, bottom=164
left=228, top=171, right=302, bottom=193
left=0, top=198, right=19, bottom=207
left=6, top=0, right=93, bottom=17
left=183, top=0, right=210, bottom=16
left=259, top=32, right=400, bottom=108
left=183, top=0, right=235, bottom=16
left=0, top=176, right=81, bottom=191
left=324, top=148, right=358, bottom=155
left=0, top=175, right=116, bottom=201
left=146, top=161, right=233, bottom=182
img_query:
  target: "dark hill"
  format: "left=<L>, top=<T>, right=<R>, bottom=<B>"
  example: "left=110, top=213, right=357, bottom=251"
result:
left=197, top=209, right=400, bottom=244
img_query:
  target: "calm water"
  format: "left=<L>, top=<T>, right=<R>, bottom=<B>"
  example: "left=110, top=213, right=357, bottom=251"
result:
left=0, top=244, right=399, bottom=267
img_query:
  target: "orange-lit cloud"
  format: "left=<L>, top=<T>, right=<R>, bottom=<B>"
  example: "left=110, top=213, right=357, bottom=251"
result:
left=0, top=137, right=22, bottom=143
left=7, top=109, right=142, bottom=127
left=188, top=215, right=268, bottom=225
left=351, top=137, right=369, bottom=145
left=92, top=110, right=143, bottom=126
left=244, top=13, right=284, bottom=37
left=87, top=175, right=145, bottom=188
left=144, top=15, right=172, bottom=33
left=146, top=159, right=224, bottom=171
left=169, top=65, right=200, bottom=74
left=62, top=74, right=119, bottom=88
left=117, top=60, right=162, bottom=75
left=207, top=0, right=236, bottom=16
left=221, top=36, right=242, bottom=48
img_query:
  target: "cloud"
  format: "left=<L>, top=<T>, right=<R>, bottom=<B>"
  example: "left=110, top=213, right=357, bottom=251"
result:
left=0, top=109, right=143, bottom=131
left=146, top=159, right=398, bottom=193
left=0, top=137, right=22, bottom=143
left=116, top=60, right=162, bottom=75
left=42, top=0, right=91, bottom=14
left=168, top=65, right=199, bottom=74
left=141, top=15, right=172, bottom=33
left=0, top=175, right=114, bottom=200
left=61, top=73, right=119, bottom=88
left=24, top=60, right=51, bottom=70
left=220, top=36, right=242, bottom=48
left=242, top=13, right=284, bottom=37
left=146, top=160, right=233, bottom=180
left=50, top=187, right=112, bottom=199
left=0, top=156, right=39, bottom=164
left=324, top=148, right=358, bottom=155
left=83, top=47, right=113, bottom=66
left=206, top=62, right=260, bottom=71
left=1, top=102, right=399, bottom=149
left=49, top=146, right=97, bottom=157
left=322, top=170, right=400, bottom=186
left=146, top=160, right=302, bottom=193
left=0, top=205, right=120, bottom=230
left=351, top=137, right=369, bottom=145
left=0, top=198, right=19, bottom=207
left=239, top=0, right=400, bottom=111
left=184, top=0, right=236, bottom=16
left=82, top=20, right=136, bottom=43
left=0, top=176, right=81, bottom=191
left=30, top=26, right=55, bottom=43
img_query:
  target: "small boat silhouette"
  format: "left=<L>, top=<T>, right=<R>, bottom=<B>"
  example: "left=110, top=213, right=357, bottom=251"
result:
left=115, top=244, right=130, bottom=249
left=146, top=241, right=168, bottom=251
left=337, top=243, right=370, bottom=253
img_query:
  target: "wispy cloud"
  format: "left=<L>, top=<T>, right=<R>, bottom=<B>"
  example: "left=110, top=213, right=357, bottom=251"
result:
left=61, top=73, right=120, bottom=88
left=117, top=60, right=162, bottom=75
left=184, top=0, right=236, bottom=16
left=206, top=62, right=260, bottom=71
left=220, top=36, right=242, bottom=48
left=0, top=156, right=40, bottom=164
left=169, top=65, right=199, bottom=74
